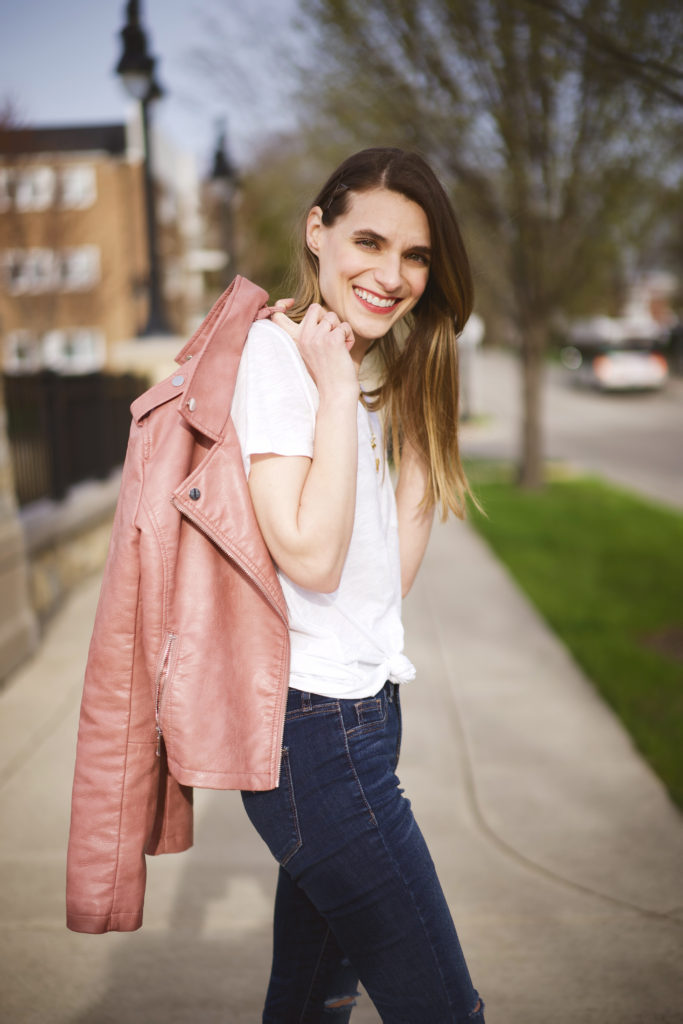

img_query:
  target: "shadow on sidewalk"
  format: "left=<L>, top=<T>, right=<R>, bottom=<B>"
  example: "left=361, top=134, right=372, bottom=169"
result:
left=68, top=789, right=275, bottom=1023
left=67, top=785, right=382, bottom=1023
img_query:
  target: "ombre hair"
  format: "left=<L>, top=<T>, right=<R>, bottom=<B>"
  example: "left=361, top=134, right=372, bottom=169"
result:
left=287, top=147, right=475, bottom=520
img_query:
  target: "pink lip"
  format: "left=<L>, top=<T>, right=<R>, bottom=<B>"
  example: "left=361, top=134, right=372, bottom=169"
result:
left=353, top=286, right=401, bottom=315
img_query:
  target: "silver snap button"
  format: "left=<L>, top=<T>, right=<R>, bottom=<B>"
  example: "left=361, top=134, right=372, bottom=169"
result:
left=189, top=487, right=201, bottom=501
left=171, top=374, right=184, bottom=387
left=188, top=397, right=197, bottom=412
left=185, top=354, right=193, bottom=361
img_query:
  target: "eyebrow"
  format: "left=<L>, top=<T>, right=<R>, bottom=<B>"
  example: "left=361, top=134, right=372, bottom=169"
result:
left=351, top=228, right=432, bottom=257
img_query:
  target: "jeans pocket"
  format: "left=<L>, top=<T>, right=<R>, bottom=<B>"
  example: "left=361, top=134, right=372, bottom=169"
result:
left=241, top=747, right=302, bottom=866
left=345, top=692, right=388, bottom=738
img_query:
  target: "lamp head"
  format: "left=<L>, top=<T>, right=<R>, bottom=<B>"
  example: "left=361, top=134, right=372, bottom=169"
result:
left=115, top=0, right=161, bottom=101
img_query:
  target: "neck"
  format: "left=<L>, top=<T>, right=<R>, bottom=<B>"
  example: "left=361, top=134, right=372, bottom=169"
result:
left=350, top=337, right=372, bottom=370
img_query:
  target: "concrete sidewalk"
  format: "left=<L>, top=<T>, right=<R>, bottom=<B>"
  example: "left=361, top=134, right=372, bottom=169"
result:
left=1, top=518, right=682, bottom=1023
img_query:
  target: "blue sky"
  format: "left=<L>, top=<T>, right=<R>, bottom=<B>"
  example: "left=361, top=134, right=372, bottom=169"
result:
left=0, top=0, right=300, bottom=174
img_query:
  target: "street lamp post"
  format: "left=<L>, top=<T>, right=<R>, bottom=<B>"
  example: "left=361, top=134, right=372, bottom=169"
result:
left=115, top=0, right=171, bottom=335
left=208, top=121, right=238, bottom=287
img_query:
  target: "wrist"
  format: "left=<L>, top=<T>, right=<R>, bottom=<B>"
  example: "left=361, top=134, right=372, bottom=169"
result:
left=317, top=382, right=359, bottom=412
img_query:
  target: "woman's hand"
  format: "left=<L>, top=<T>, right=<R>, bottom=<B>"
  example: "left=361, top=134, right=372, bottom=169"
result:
left=272, top=303, right=357, bottom=398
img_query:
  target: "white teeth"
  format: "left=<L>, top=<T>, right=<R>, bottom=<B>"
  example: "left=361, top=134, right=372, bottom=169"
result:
left=354, top=287, right=397, bottom=309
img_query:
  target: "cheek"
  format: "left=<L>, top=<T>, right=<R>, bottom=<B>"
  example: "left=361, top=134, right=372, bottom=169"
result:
left=319, top=250, right=358, bottom=295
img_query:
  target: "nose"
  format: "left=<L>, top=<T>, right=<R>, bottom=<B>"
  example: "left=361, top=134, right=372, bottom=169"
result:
left=374, top=254, right=403, bottom=293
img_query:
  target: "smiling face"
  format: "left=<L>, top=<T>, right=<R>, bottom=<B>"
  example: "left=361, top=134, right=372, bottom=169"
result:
left=306, top=187, right=431, bottom=360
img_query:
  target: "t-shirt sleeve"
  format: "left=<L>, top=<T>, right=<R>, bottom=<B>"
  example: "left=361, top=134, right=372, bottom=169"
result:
left=230, top=319, right=318, bottom=476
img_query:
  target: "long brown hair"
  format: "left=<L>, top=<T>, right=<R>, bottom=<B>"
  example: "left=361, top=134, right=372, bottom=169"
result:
left=287, top=148, right=474, bottom=520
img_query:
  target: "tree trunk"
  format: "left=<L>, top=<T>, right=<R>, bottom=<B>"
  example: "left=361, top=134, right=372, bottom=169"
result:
left=518, top=319, right=546, bottom=489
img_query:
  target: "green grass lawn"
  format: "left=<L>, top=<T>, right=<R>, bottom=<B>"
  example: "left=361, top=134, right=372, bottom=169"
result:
left=466, top=463, right=683, bottom=809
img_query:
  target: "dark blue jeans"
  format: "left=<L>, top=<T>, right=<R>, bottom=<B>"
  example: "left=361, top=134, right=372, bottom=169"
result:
left=242, top=682, right=485, bottom=1024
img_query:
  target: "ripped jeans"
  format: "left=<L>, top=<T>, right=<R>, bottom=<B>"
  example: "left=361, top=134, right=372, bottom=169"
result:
left=242, top=682, right=485, bottom=1023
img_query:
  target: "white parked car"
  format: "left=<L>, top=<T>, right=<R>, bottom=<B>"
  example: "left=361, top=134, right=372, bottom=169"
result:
left=561, top=315, right=669, bottom=391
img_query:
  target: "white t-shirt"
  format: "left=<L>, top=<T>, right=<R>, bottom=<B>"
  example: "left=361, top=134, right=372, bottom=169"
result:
left=230, top=318, right=415, bottom=699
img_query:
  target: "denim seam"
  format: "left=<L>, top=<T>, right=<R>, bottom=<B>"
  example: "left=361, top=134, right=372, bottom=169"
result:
left=371, top=823, right=458, bottom=1019
left=345, top=697, right=388, bottom=738
left=336, top=706, right=377, bottom=827
left=279, top=747, right=303, bottom=867
left=298, top=926, right=336, bottom=1024
left=286, top=703, right=341, bottom=723
left=345, top=718, right=387, bottom=739
left=354, top=697, right=382, bottom=719
left=394, top=690, right=403, bottom=767
left=342, top=703, right=460, bottom=1019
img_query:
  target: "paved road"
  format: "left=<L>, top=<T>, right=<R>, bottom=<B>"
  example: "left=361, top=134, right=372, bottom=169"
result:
left=460, top=349, right=683, bottom=509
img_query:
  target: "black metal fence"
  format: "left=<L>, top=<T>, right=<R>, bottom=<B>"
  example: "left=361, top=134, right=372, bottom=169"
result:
left=4, top=371, right=148, bottom=507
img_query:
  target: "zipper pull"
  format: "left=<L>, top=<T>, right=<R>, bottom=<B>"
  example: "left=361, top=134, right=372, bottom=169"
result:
left=155, top=725, right=162, bottom=757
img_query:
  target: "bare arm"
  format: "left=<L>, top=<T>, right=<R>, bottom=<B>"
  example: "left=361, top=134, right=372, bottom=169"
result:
left=395, top=442, right=434, bottom=597
left=247, top=305, right=359, bottom=593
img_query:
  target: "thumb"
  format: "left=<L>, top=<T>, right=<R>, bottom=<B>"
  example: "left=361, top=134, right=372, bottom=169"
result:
left=271, top=310, right=300, bottom=341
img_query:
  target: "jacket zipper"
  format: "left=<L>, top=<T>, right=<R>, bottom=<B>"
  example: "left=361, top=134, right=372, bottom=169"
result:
left=155, top=632, right=177, bottom=756
left=171, top=498, right=290, bottom=778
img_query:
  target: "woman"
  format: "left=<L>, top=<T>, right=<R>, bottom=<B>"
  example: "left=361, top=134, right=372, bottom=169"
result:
left=232, top=148, right=485, bottom=1023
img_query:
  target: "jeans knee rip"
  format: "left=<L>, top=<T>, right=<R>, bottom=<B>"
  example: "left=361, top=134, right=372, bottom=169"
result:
left=468, top=996, right=485, bottom=1021
left=323, top=991, right=360, bottom=1013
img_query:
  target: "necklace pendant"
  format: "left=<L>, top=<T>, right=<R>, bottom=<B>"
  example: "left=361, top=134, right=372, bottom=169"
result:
left=369, top=432, right=380, bottom=474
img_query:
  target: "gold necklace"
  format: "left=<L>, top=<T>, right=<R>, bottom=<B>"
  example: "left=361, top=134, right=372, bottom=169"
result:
left=369, top=429, right=380, bottom=473
left=360, top=390, right=380, bottom=473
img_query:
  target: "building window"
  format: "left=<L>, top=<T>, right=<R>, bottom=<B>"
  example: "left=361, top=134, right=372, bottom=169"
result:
left=2, top=246, right=100, bottom=294
left=3, top=330, right=42, bottom=374
left=0, top=169, right=12, bottom=212
left=4, top=327, right=105, bottom=375
left=3, top=251, right=23, bottom=292
left=60, top=246, right=100, bottom=291
left=2, top=248, right=60, bottom=294
left=42, top=328, right=106, bottom=374
left=0, top=163, right=97, bottom=211
left=59, top=164, right=96, bottom=209
left=14, top=166, right=56, bottom=211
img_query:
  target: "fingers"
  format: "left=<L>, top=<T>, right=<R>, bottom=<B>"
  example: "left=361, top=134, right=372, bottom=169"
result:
left=271, top=311, right=300, bottom=340
left=340, top=321, right=355, bottom=350
left=256, top=298, right=294, bottom=321
left=293, top=305, right=357, bottom=394
left=325, top=316, right=354, bottom=351
left=303, top=304, right=353, bottom=344
left=270, top=304, right=354, bottom=351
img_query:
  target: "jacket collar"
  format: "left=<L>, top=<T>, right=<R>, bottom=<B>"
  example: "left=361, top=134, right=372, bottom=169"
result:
left=131, top=276, right=269, bottom=438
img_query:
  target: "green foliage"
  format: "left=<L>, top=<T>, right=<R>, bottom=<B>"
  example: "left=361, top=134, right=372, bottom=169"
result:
left=234, top=137, right=310, bottom=297
left=468, top=465, right=683, bottom=807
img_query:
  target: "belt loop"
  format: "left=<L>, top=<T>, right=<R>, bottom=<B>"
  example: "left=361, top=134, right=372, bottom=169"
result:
left=301, top=691, right=312, bottom=712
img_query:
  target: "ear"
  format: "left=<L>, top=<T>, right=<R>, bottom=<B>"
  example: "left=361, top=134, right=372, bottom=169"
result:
left=305, top=206, right=324, bottom=255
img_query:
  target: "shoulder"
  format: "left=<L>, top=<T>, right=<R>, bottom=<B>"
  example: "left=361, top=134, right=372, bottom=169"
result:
left=234, top=317, right=316, bottom=412
left=241, top=318, right=314, bottom=396
left=246, top=318, right=301, bottom=362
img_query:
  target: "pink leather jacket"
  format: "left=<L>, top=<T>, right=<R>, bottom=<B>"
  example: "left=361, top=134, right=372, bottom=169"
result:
left=66, top=277, right=290, bottom=934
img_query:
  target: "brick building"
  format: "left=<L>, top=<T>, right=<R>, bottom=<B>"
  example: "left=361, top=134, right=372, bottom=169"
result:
left=0, top=120, right=202, bottom=375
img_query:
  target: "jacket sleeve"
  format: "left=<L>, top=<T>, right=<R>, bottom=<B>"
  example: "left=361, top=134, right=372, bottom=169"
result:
left=66, top=419, right=192, bottom=934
